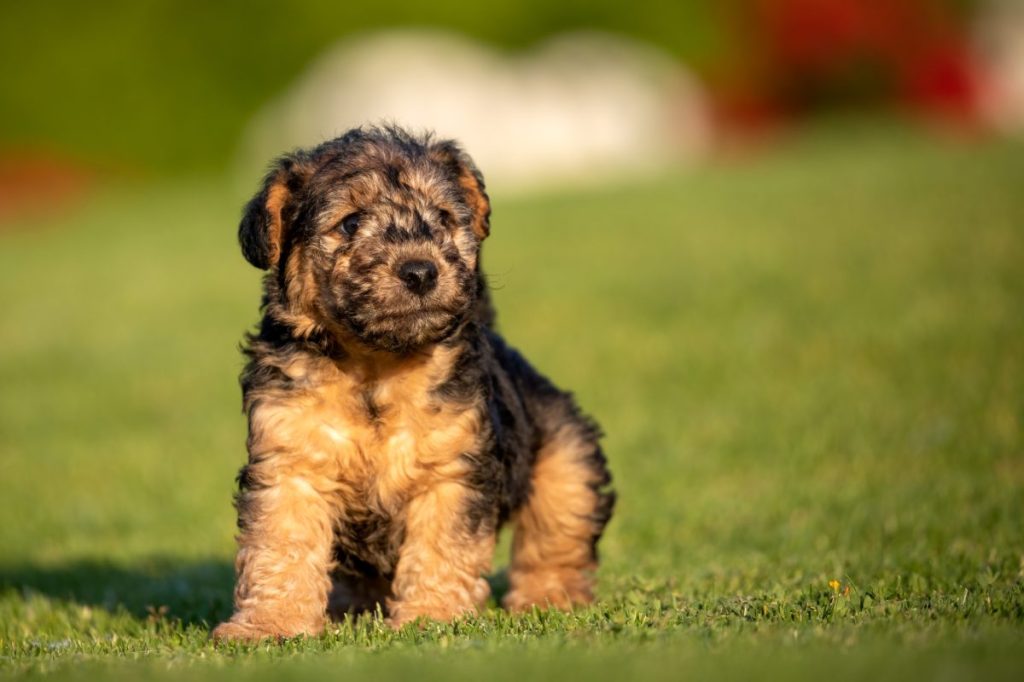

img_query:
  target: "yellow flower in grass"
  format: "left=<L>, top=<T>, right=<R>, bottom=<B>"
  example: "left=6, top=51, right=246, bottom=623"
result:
left=829, top=579, right=841, bottom=592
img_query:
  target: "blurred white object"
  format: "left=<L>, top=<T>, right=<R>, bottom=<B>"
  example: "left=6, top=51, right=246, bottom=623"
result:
left=238, top=30, right=711, bottom=193
left=976, top=0, right=1024, bottom=134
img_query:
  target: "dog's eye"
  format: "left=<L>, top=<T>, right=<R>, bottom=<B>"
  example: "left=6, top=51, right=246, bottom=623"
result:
left=337, top=213, right=362, bottom=237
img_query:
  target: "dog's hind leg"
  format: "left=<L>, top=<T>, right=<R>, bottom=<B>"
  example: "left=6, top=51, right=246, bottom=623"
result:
left=503, top=414, right=615, bottom=612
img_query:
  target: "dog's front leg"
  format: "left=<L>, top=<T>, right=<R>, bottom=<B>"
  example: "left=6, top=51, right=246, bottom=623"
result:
left=213, top=473, right=336, bottom=642
left=387, top=480, right=495, bottom=628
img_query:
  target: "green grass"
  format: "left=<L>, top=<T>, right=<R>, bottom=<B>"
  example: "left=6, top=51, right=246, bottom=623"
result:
left=1, top=123, right=1022, bottom=679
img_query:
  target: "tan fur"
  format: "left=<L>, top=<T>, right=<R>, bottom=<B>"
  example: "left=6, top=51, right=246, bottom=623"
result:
left=388, top=481, right=495, bottom=627
left=504, top=422, right=606, bottom=612
left=456, top=171, right=490, bottom=240
left=217, top=128, right=612, bottom=642
left=426, top=145, right=489, bottom=240
left=281, top=243, right=323, bottom=339
left=263, top=181, right=290, bottom=267
left=212, top=473, right=335, bottom=640
left=213, top=344, right=486, bottom=641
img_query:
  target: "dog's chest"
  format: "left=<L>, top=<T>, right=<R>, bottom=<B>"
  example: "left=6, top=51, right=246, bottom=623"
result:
left=315, top=368, right=481, bottom=574
left=258, top=350, right=480, bottom=508
left=249, top=350, right=482, bottom=572
left=316, top=375, right=479, bottom=502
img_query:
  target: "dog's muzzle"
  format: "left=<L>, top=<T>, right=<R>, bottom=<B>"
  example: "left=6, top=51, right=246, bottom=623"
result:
left=396, top=259, right=439, bottom=296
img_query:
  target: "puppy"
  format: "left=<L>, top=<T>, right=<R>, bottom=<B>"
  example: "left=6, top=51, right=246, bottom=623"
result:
left=213, top=126, right=614, bottom=641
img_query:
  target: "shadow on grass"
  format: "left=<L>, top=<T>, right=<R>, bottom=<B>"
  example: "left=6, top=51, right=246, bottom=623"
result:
left=0, top=558, right=235, bottom=627
left=0, top=560, right=514, bottom=629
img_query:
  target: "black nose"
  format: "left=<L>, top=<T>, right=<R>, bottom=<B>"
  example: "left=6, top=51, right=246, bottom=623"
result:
left=397, top=259, right=439, bottom=295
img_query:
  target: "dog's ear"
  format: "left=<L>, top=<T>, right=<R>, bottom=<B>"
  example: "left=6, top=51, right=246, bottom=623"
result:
left=239, top=153, right=314, bottom=270
left=431, top=141, right=491, bottom=240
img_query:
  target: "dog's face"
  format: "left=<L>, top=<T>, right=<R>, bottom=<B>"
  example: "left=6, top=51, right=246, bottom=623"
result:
left=239, top=128, right=491, bottom=353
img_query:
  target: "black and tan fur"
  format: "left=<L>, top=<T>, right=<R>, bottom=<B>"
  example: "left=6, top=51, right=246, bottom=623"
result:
left=212, top=127, right=614, bottom=641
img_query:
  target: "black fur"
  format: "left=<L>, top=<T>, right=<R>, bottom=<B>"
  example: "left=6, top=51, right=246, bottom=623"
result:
left=235, top=126, right=614, bottom=597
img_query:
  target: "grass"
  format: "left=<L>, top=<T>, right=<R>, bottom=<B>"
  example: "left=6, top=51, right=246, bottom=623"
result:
left=0, top=123, right=1022, bottom=678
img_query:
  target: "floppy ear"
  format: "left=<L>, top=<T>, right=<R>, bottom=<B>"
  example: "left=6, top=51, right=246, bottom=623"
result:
left=238, top=153, right=313, bottom=270
left=431, top=141, right=491, bottom=240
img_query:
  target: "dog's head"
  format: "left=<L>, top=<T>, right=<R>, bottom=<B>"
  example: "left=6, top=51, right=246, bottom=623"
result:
left=239, top=127, right=491, bottom=353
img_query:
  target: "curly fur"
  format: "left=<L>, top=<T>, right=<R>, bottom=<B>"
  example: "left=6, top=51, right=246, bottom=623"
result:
left=213, top=126, right=614, bottom=641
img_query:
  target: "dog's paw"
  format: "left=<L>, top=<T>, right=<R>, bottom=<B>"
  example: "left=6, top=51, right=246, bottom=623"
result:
left=503, top=589, right=572, bottom=613
left=385, top=608, right=445, bottom=630
left=211, top=608, right=328, bottom=643
left=385, top=601, right=479, bottom=630
left=503, top=570, right=594, bottom=613
left=211, top=620, right=278, bottom=643
left=211, top=617, right=324, bottom=643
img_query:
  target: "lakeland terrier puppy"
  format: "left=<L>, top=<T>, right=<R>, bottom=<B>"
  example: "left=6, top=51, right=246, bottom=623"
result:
left=212, top=126, right=615, bottom=641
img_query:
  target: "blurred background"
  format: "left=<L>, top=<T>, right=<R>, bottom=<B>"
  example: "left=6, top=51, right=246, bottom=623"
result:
left=2, top=0, right=1023, bottom=205
left=0, top=0, right=1022, bottom=662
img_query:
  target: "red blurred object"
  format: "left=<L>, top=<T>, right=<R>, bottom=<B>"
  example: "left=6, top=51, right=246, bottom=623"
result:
left=715, top=0, right=985, bottom=131
left=0, top=150, right=94, bottom=225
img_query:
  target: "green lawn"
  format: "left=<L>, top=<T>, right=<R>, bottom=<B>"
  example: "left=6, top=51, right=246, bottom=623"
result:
left=1, top=123, right=1022, bottom=679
